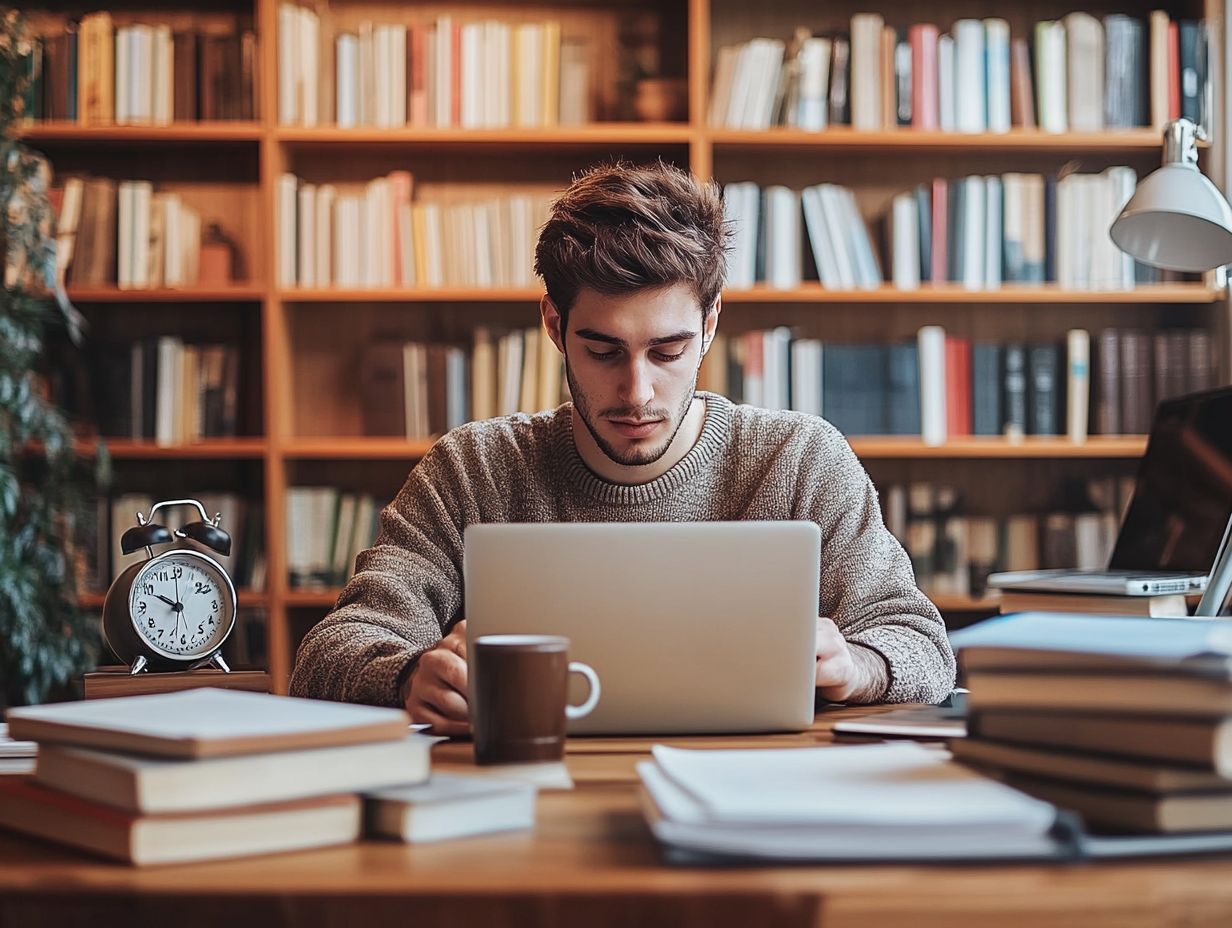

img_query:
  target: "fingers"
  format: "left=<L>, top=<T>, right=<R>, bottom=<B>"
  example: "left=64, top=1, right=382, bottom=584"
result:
left=409, top=700, right=470, bottom=737
left=408, top=647, right=470, bottom=736
left=814, top=616, right=846, bottom=661
left=443, top=619, right=468, bottom=660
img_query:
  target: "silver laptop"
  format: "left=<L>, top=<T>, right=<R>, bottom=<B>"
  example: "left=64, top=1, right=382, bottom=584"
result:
left=463, top=521, right=819, bottom=735
left=989, top=386, right=1232, bottom=596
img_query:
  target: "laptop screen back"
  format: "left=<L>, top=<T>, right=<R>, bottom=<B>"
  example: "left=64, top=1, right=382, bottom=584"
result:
left=1109, top=386, right=1232, bottom=573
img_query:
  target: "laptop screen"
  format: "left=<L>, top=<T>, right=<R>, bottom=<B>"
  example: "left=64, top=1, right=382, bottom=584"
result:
left=1110, top=386, right=1232, bottom=573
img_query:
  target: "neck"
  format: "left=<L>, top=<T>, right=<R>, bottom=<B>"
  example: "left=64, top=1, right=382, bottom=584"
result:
left=572, top=396, right=707, bottom=485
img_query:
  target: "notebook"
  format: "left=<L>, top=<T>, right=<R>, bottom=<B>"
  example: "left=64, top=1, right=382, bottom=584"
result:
left=988, top=386, right=1232, bottom=596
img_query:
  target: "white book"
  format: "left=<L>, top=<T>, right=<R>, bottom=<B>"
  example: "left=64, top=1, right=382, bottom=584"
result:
left=132, top=24, right=154, bottom=125
left=918, top=324, right=947, bottom=445
left=725, top=42, right=757, bottom=128
left=130, top=181, right=152, bottom=289
left=395, top=202, right=414, bottom=286
left=315, top=184, right=335, bottom=287
left=335, top=33, right=358, bottom=127
left=797, top=37, right=831, bottom=131
left=789, top=338, right=823, bottom=416
left=1036, top=21, right=1068, bottom=133
left=1064, top=12, right=1104, bottom=132
left=961, top=175, right=985, bottom=289
left=421, top=202, right=444, bottom=287
left=435, top=16, right=453, bottom=128
left=953, top=20, right=986, bottom=133
left=390, top=25, right=407, bottom=127
left=154, top=335, right=180, bottom=446
left=983, top=176, right=1002, bottom=289
left=366, top=774, right=536, bottom=844
left=7, top=689, right=411, bottom=759
left=117, top=181, right=135, bottom=289
left=494, top=22, right=512, bottom=127
left=374, top=25, right=392, bottom=128
left=498, top=330, right=524, bottom=417
left=297, top=182, right=316, bottom=288
left=277, top=172, right=299, bottom=288
left=278, top=3, right=298, bottom=124
left=357, top=21, right=373, bottom=126
left=708, top=45, right=739, bottom=127
left=937, top=34, right=955, bottom=131
left=514, top=23, right=543, bottom=127
left=850, top=14, right=884, bottom=130
left=1066, top=328, right=1090, bottom=443
left=446, top=345, right=470, bottom=428
left=334, top=195, right=359, bottom=287
left=801, top=185, right=841, bottom=288
left=890, top=192, right=920, bottom=290
left=751, top=39, right=786, bottom=129
left=460, top=22, right=482, bottom=129
left=983, top=19, right=1011, bottom=133
left=472, top=326, right=496, bottom=421
left=762, top=185, right=801, bottom=289
left=152, top=25, right=172, bottom=125
left=817, top=185, right=857, bottom=289
left=162, top=194, right=182, bottom=286
left=839, top=188, right=881, bottom=288
left=299, top=6, right=319, bottom=126
left=1107, top=166, right=1137, bottom=287
left=1149, top=11, right=1171, bottom=130
left=723, top=181, right=758, bottom=288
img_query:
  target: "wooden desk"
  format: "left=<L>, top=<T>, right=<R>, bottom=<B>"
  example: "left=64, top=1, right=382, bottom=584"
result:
left=2, top=706, right=1232, bottom=928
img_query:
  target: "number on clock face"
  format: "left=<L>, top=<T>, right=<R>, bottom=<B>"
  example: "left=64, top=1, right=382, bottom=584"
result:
left=129, top=553, right=232, bottom=657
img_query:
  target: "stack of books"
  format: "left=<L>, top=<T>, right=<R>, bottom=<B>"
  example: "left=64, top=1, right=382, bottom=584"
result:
left=0, top=724, right=36, bottom=776
left=993, top=589, right=1189, bottom=617
left=0, top=689, right=432, bottom=864
left=951, top=613, right=1232, bottom=833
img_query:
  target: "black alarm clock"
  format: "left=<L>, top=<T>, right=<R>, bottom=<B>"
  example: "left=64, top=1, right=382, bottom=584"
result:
left=101, top=498, right=237, bottom=675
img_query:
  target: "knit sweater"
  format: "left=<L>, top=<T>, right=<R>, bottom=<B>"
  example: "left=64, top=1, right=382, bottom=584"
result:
left=288, top=392, right=956, bottom=708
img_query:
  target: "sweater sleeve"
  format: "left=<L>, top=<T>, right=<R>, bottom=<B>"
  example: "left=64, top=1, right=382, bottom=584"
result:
left=287, top=437, right=472, bottom=708
left=796, top=425, right=956, bottom=705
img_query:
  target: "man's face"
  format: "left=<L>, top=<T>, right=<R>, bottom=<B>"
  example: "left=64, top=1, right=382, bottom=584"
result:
left=545, top=284, right=717, bottom=468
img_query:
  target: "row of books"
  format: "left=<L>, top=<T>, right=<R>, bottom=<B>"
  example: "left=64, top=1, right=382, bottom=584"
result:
left=277, top=172, right=554, bottom=289
left=1, top=690, right=534, bottom=864
left=278, top=4, right=591, bottom=129
left=51, top=177, right=220, bottom=288
left=27, top=13, right=257, bottom=124
left=285, top=488, right=380, bottom=590
left=724, top=169, right=1158, bottom=292
left=360, top=329, right=567, bottom=439
left=952, top=614, right=1232, bottom=834
left=710, top=12, right=1210, bottom=133
left=698, top=325, right=1214, bottom=442
left=89, top=338, right=242, bottom=445
left=881, top=477, right=1130, bottom=597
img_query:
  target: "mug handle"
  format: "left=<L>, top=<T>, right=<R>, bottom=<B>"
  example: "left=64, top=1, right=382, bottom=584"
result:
left=565, top=661, right=601, bottom=720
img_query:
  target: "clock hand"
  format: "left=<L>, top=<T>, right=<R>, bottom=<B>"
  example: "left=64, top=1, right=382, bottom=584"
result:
left=154, top=593, right=177, bottom=608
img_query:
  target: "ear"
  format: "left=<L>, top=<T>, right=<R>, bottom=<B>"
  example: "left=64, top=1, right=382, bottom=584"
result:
left=541, top=294, right=565, bottom=355
left=701, top=296, right=722, bottom=355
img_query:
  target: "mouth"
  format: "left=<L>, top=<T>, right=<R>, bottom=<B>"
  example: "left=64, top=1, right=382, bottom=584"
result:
left=607, top=418, right=663, bottom=440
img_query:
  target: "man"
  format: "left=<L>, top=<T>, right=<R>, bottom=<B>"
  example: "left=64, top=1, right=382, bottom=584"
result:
left=289, top=161, right=956, bottom=731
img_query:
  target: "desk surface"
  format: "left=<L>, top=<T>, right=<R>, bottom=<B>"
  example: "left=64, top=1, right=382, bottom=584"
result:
left=2, top=706, right=1232, bottom=928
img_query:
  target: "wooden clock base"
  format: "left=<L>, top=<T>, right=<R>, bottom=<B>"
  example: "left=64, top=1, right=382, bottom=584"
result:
left=82, top=667, right=271, bottom=700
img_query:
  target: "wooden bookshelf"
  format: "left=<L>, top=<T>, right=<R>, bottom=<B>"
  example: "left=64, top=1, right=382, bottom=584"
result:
left=27, top=0, right=1230, bottom=694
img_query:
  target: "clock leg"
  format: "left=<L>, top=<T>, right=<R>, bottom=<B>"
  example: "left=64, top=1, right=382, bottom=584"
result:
left=211, top=653, right=232, bottom=673
left=129, top=655, right=148, bottom=675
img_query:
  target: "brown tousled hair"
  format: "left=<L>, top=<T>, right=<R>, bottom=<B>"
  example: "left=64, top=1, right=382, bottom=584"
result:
left=533, top=160, right=730, bottom=329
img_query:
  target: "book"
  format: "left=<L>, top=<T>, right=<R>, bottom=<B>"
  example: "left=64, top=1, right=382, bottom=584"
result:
left=6, top=688, right=411, bottom=759
left=996, top=590, right=1189, bottom=618
left=0, top=779, right=359, bottom=865
left=34, top=735, right=433, bottom=814
left=366, top=774, right=536, bottom=843
left=963, top=671, right=1232, bottom=717
left=831, top=703, right=966, bottom=740
left=952, top=737, right=1230, bottom=793
left=638, top=742, right=1065, bottom=861
left=0, top=724, right=37, bottom=775
left=970, top=710, right=1232, bottom=775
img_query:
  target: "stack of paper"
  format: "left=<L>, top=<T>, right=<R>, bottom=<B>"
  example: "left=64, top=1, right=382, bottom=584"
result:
left=0, top=724, right=37, bottom=775
left=638, top=742, right=1065, bottom=861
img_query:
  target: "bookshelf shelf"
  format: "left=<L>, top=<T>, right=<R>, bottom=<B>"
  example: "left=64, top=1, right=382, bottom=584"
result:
left=848, top=436, right=1149, bottom=459
left=32, top=0, right=1225, bottom=694
left=720, top=285, right=1224, bottom=304
left=19, top=122, right=263, bottom=143
left=706, top=127, right=1206, bottom=153
left=284, top=438, right=437, bottom=460
left=67, top=286, right=265, bottom=303
left=275, top=124, right=694, bottom=146
left=78, top=590, right=269, bottom=610
left=79, top=439, right=268, bottom=459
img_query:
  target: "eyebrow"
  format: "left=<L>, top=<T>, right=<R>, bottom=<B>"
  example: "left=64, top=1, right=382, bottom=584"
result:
left=574, top=328, right=698, bottom=348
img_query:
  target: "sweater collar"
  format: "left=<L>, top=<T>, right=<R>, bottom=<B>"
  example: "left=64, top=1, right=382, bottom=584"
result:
left=552, top=392, right=732, bottom=504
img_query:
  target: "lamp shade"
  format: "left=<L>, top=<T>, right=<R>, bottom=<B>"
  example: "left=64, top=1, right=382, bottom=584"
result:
left=1110, top=164, right=1232, bottom=271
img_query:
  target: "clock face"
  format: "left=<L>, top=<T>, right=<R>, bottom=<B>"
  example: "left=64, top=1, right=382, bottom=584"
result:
left=128, top=551, right=235, bottom=659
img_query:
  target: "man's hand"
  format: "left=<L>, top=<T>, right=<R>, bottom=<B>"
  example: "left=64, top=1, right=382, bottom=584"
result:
left=814, top=617, right=889, bottom=704
left=402, top=620, right=470, bottom=736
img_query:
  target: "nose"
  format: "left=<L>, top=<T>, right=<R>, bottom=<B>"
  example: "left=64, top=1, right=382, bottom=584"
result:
left=619, top=356, right=655, bottom=409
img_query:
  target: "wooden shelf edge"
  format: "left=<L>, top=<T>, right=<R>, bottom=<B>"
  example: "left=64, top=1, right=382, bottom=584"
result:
left=283, top=590, right=344, bottom=608
left=68, top=286, right=265, bottom=303
left=18, top=122, right=262, bottom=142
left=77, top=438, right=269, bottom=459
left=284, top=438, right=437, bottom=459
left=707, top=127, right=1201, bottom=151
left=849, top=436, right=1148, bottom=458
left=280, top=287, right=542, bottom=302
left=274, top=123, right=691, bottom=144
left=929, top=593, right=1000, bottom=611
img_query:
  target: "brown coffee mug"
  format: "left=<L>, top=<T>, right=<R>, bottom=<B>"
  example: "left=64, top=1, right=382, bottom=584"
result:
left=470, top=635, right=601, bottom=765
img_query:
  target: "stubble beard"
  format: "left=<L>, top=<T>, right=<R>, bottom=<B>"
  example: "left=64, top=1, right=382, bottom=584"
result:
left=566, top=357, right=698, bottom=468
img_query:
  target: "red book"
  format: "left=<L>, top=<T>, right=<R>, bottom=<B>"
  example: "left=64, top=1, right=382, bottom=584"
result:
left=1168, top=22, right=1181, bottom=120
left=909, top=24, right=939, bottom=130
left=945, top=336, right=971, bottom=437
left=931, top=178, right=948, bottom=284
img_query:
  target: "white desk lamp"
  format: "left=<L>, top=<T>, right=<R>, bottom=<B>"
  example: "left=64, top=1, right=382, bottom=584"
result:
left=1110, top=118, right=1232, bottom=616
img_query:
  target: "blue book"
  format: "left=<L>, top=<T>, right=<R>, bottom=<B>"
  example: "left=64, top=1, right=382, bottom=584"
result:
left=886, top=342, right=921, bottom=435
left=971, top=344, right=1002, bottom=435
